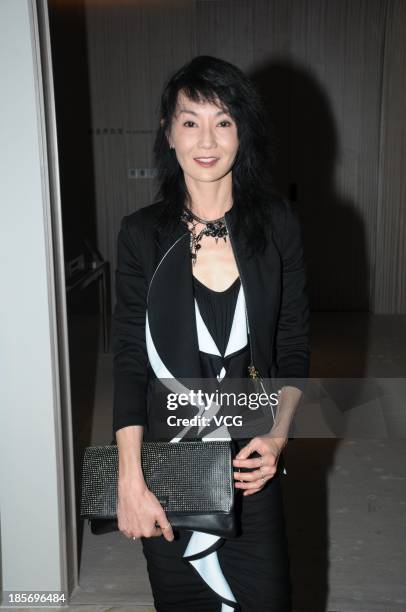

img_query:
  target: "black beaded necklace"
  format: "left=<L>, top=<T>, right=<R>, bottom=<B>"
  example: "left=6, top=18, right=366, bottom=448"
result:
left=181, top=206, right=229, bottom=265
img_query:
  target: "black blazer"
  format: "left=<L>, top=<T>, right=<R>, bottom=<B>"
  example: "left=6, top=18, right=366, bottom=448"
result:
left=111, top=198, right=311, bottom=438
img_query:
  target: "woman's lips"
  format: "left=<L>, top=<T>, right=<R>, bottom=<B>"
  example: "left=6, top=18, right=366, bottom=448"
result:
left=194, top=157, right=219, bottom=167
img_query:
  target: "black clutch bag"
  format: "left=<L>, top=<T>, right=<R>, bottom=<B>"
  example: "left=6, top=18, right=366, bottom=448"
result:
left=80, top=439, right=238, bottom=538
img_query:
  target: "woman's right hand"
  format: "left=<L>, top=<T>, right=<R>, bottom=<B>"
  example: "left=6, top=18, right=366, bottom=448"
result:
left=117, top=479, right=175, bottom=542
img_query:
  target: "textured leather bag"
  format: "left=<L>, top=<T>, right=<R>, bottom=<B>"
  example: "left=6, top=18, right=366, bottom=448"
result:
left=80, top=439, right=238, bottom=538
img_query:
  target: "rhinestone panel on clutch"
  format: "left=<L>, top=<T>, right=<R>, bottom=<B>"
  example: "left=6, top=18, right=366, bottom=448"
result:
left=80, top=440, right=234, bottom=518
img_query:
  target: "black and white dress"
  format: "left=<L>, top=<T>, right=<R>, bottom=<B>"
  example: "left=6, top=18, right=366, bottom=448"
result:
left=141, top=276, right=292, bottom=612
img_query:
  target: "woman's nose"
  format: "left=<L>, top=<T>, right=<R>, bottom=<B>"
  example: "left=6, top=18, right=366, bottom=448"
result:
left=198, top=126, right=217, bottom=148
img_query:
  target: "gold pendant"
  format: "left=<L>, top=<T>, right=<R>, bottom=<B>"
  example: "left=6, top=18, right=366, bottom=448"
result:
left=248, top=365, right=260, bottom=379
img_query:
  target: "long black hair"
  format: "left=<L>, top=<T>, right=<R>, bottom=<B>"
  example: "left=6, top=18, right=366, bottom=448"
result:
left=153, top=55, right=280, bottom=256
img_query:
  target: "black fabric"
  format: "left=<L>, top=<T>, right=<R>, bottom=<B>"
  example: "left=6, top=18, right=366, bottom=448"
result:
left=141, top=468, right=292, bottom=612
left=192, top=275, right=241, bottom=356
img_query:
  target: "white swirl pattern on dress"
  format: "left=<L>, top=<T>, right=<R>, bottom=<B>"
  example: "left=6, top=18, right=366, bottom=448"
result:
left=145, top=283, right=248, bottom=610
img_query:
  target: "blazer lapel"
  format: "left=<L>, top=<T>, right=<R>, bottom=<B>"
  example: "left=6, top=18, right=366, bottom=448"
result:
left=147, top=224, right=203, bottom=380
left=224, top=205, right=281, bottom=375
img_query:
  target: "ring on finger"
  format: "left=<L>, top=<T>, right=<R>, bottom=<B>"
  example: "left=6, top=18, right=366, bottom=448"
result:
left=155, top=522, right=171, bottom=530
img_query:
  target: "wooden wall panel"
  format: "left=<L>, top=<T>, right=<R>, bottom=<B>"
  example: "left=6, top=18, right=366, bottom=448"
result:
left=375, top=0, right=406, bottom=313
left=289, top=0, right=386, bottom=311
left=195, top=0, right=255, bottom=69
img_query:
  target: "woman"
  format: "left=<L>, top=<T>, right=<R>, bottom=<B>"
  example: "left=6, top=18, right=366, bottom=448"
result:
left=112, top=55, right=310, bottom=612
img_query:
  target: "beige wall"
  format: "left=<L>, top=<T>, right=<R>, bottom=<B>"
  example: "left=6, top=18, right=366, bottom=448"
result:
left=0, top=0, right=68, bottom=593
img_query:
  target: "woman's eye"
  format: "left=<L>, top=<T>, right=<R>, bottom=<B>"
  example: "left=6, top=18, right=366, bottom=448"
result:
left=182, top=120, right=232, bottom=128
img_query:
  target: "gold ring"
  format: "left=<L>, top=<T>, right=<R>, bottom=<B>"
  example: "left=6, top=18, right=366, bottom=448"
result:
left=161, top=524, right=171, bottom=530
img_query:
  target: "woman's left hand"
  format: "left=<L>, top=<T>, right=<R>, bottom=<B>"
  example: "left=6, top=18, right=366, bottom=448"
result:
left=232, top=435, right=287, bottom=496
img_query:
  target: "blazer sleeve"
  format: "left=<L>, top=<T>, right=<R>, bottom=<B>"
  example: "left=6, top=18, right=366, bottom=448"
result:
left=273, top=199, right=311, bottom=390
left=111, top=214, right=149, bottom=436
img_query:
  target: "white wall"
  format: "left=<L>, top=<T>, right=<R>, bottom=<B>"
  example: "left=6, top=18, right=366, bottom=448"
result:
left=0, top=0, right=67, bottom=594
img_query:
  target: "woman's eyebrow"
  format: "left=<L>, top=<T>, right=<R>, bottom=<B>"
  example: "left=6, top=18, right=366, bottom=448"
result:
left=177, top=108, right=229, bottom=117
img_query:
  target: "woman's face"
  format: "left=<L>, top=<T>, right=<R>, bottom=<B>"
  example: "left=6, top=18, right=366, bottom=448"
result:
left=166, top=90, right=239, bottom=184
